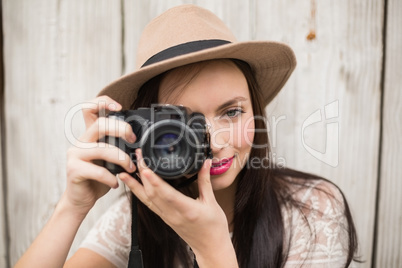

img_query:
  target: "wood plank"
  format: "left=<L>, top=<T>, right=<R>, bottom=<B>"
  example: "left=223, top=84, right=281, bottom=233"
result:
left=0, top=1, right=8, bottom=266
left=2, top=0, right=123, bottom=264
left=375, top=0, right=402, bottom=266
left=0, top=138, right=6, bottom=268
left=0, top=127, right=6, bottom=268
left=3, top=0, right=395, bottom=266
left=257, top=0, right=383, bottom=265
left=0, top=65, right=7, bottom=268
left=124, top=1, right=384, bottom=265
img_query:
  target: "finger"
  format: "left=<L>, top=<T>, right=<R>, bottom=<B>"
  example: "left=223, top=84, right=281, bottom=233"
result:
left=118, top=172, right=161, bottom=214
left=67, top=159, right=119, bottom=189
left=135, top=149, right=161, bottom=192
left=135, top=149, right=160, bottom=180
left=82, top=96, right=122, bottom=128
left=197, top=159, right=215, bottom=201
left=68, top=144, right=136, bottom=173
left=80, top=117, right=136, bottom=144
left=135, top=149, right=167, bottom=191
left=136, top=149, right=195, bottom=216
left=135, top=149, right=149, bottom=173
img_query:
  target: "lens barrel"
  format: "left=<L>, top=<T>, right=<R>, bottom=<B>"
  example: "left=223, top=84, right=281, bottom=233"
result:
left=103, top=105, right=210, bottom=180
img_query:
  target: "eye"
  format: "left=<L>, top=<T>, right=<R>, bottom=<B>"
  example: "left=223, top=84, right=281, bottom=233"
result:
left=224, top=108, right=245, bottom=118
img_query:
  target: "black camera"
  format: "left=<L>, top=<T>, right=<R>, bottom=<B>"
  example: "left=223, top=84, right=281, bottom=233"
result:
left=103, top=105, right=211, bottom=179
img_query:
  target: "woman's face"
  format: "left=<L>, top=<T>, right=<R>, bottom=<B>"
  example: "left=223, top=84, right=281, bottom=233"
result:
left=158, top=60, right=255, bottom=191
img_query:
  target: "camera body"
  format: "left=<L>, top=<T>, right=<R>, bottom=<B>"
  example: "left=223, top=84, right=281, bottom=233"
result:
left=104, top=105, right=211, bottom=179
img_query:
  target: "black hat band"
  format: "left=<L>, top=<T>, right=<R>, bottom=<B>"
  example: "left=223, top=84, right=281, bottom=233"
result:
left=141, top=39, right=231, bottom=67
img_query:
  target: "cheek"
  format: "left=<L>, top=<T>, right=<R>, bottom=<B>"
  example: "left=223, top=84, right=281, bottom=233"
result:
left=234, top=115, right=255, bottom=150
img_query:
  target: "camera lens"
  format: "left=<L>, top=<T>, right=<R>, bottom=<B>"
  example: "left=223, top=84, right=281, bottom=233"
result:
left=142, top=120, right=199, bottom=179
left=154, top=133, right=181, bottom=158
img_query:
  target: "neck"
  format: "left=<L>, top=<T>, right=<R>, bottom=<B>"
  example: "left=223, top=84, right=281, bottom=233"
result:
left=213, top=179, right=238, bottom=232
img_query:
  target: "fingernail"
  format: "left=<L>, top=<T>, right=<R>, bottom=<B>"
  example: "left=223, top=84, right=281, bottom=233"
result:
left=129, top=161, right=136, bottom=172
left=108, top=103, right=117, bottom=111
left=129, top=133, right=136, bottom=143
left=112, top=177, right=120, bottom=188
left=113, top=103, right=122, bottom=111
left=135, top=149, right=141, bottom=159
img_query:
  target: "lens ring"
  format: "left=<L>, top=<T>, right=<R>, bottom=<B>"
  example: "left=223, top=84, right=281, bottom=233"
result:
left=153, top=133, right=182, bottom=159
left=141, top=120, right=198, bottom=178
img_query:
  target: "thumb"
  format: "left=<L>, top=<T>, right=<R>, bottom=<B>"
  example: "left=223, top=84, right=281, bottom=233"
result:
left=197, top=159, right=214, bottom=201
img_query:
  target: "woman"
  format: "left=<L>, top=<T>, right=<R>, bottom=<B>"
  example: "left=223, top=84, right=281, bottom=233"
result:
left=16, top=4, right=359, bottom=268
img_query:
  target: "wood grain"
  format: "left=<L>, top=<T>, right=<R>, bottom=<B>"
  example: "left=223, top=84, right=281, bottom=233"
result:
left=0, top=0, right=7, bottom=265
left=0, top=135, right=6, bottom=267
left=375, top=0, right=402, bottom=266
left=0, top=72, right=7, bottom=268
left=258, top=0, right=383, bottom=265
left=2, top=0, right=124, bottom=265
left=1, top=0, right=400, bottom=267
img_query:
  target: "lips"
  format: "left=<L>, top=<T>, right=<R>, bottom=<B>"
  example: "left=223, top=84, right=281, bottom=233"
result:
left=210, top=156, right=235, bottom=176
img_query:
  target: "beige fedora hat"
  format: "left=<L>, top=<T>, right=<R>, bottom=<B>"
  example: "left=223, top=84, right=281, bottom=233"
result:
left=98, top=4, right=296, bottom=109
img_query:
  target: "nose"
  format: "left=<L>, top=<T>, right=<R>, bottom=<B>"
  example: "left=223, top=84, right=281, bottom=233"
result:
left=208, top=122, right=230, bottom=154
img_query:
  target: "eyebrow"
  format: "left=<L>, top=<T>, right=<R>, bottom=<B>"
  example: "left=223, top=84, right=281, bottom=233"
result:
left=216, top=96, right=248, bottom=112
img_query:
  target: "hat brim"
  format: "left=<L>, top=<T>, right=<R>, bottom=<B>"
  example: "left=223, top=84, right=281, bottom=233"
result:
left=97, top=41, right=296, bottom=109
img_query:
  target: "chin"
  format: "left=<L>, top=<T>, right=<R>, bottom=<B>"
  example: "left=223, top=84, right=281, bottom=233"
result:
left=210, top=168, right=240, bottom=192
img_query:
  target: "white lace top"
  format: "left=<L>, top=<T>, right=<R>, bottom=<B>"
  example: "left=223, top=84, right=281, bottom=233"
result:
left=80, top=179, right=352, bottom=267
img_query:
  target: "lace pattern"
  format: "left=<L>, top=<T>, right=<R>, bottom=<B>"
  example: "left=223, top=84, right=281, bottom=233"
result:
left=80, top=179, right=351, bottom=267
left=282, top=179, right=350, bottom=267
left=80, top=195, right=132, bottom=268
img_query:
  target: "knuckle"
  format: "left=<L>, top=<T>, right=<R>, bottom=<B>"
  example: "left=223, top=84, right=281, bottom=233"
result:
left=91, top=117, right=108, bottom=138
left=184, top=210, right=199, bottom=222
left=66, top=159, right=78, bottom=178
left=161, top=191, right=175, bottom=204
left=95, top=167, right=109, bottom=179
left=94, top=117, right=106, bottom=130
left=144, top=186, right=156, bottom=199
left=66, top=147, right=78, bottom=158
left=123, top=157, right=135, bottom=170
left=117, top=121, right=132, bottom=140
left=123, top=122, right=134, bottom=134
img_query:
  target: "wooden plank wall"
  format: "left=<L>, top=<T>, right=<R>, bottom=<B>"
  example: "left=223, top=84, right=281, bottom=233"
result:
left=2, top=0, right=125, bottom=263
left=0, top=1, right=8, bottom=267
left=375, top=0, right=402, bottom=266
left=1, top=0, right=400, bottom=267
left=0, top=132, right=6, bottom=268
left=258, top=1, right=383, bottom=265
left=0, top=122, right=6, bottom=266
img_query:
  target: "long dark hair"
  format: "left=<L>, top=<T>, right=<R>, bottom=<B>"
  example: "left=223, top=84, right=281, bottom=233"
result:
left=130, top=59, right=359, bottom=267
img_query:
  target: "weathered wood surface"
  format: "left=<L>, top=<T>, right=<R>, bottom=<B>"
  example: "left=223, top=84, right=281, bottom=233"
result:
left=0, top=0, right=399, bottom=267
left=2, top=0, right=125, bottom=264
left=261, top=1, right=383, bottom=265
left=375, top=0, right=402, bottom=266
left=0, top=2, right=7, bottom=267
left=0, top=76, right=7, bottom=267
left=0, top=135, right=6, bottom=267
left=0, top=146, right=6, bottom=268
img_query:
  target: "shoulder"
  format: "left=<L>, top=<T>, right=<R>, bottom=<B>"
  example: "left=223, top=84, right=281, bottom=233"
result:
left=281, top=176, right=348, bottom=231
left=285, top=177, right=346, bottom=215
left=79, top=195, right=132, bottom=268
left=279, top=176, right=350, bottom=266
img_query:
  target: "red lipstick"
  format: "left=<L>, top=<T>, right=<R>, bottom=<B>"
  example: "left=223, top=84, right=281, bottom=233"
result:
left=210, top=156, right=234, bottom=176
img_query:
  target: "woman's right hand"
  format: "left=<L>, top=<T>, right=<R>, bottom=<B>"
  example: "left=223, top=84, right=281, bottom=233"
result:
left=64, top=95, right=136, bottom=215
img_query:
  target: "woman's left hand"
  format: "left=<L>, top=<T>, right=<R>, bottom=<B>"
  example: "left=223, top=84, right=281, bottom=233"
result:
left=118, top=149, right=238, bottom=267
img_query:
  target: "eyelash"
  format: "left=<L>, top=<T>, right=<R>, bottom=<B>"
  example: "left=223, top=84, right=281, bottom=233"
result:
left=224, top=107, right=245, bottom=118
